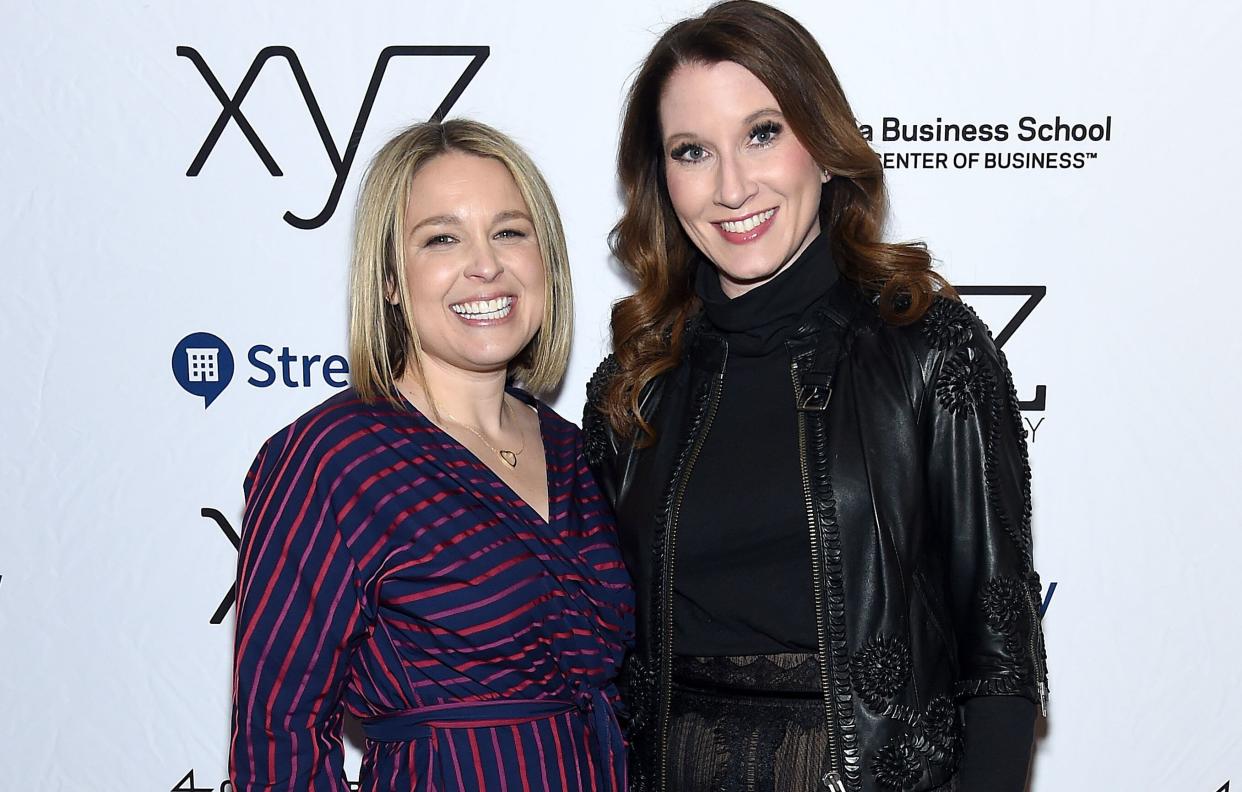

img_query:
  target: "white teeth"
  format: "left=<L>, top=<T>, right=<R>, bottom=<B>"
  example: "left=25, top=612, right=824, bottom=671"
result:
left=451, top=296, right=514, bottom=320
left=720, top=208, right=775, bottom=233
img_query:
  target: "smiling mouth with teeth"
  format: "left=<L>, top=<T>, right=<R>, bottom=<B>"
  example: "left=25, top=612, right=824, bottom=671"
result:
left=717, top=207, right=777, bottom=234
left=450, top=295, right=515, bottom=321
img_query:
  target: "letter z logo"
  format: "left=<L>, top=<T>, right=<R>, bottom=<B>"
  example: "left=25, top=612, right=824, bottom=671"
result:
left=178, top=45, right=489, bottom=229
left=956, top=286, right=1046, bottom=411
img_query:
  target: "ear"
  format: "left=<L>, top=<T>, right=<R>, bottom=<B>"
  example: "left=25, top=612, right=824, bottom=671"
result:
left=819, top=166, right=832, bottom=184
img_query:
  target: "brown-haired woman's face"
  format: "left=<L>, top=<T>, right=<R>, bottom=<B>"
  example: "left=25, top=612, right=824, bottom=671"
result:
left=659, top=60, right=827, bottom=298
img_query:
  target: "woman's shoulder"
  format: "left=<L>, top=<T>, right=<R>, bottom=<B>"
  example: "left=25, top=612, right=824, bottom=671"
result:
left=248, top=388, right=388, bottom=478
left=852, top=293, right=999, bottom=361
left=509, top=385, right=580, bottom=438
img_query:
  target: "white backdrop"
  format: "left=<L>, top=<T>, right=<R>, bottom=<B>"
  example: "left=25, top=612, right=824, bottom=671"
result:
left=2, top=1, right=1240, bottom=790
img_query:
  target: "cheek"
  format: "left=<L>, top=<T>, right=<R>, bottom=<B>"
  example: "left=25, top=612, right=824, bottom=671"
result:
left=513, top=250, right=547, bottom=311
left=402, top=259, right=454, bottom=312
left=664, top=169, right=706, bottom=225
left=772, top=146, right=822, bottom=198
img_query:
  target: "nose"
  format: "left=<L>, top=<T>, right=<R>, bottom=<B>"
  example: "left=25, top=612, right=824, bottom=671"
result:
left=713, top=151, right=756, bottom=210
left=464, top=242, right=503, bottom=281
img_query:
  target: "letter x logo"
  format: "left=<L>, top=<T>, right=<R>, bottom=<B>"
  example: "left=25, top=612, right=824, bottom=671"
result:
left=202, top=507, right=239, bottom=624
left=178, top=45, right=489, bottom=229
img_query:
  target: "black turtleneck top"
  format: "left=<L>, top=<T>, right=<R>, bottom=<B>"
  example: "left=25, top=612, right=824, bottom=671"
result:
left=674, top=231, right=837, bottom=656
left=670, top=232, right=1035, bottom=791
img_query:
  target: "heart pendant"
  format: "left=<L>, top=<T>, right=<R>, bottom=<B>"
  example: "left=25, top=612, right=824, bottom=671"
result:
left=499, top=450, right=518, bottom=468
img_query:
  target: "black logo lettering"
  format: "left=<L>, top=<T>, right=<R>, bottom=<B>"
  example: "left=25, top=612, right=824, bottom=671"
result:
left=171, top=770, right=214, bottom=792
left=178, top=45, right=490, bottom=229
left=956, top=285, right=1046, bottom=411
left=202, top=507, right=240, bottom=624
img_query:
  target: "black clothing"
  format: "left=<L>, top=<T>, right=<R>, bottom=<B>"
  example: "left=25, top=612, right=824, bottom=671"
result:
left=959, top=697, right=1036, bottom=790
left=667, top=653, right=834, bottom=791
left=584, top=242, right=1049, bottom=792
left=675, top=236, right=838, bottom=655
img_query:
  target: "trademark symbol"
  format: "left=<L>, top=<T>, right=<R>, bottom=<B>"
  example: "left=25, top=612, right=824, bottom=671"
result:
left=1088, top=152, right=1098, bottom=159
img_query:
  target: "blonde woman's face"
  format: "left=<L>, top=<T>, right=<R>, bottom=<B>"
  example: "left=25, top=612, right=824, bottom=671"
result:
left=399, top=152, right=546, bottom=380
left=659, top=60, right=827, bottom=299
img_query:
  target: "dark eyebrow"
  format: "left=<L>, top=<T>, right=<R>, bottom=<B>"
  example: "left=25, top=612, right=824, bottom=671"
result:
left=662, top=107, right=784, bottom=150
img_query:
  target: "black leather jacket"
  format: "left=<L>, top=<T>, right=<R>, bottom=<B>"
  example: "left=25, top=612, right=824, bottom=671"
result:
left=583, top=280, right=1048, bottom=792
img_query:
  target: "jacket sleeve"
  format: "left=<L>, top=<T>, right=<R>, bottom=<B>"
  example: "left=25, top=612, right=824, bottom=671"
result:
left=229, top=427, right=367, bottom=792
left=582, top=354, right=623, bottom=508
left=920, top=299, right=1048, bottom=712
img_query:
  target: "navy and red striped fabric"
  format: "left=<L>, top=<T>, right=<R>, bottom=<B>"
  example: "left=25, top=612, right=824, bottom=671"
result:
left=229, top=388, right=635, bottom=791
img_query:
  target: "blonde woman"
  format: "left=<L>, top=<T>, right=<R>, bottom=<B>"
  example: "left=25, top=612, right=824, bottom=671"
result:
left=230, top=119, right=634, bottom=792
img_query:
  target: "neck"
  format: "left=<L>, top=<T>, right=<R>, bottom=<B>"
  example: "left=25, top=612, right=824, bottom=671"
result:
left=397, top=357, right=509, bottom=434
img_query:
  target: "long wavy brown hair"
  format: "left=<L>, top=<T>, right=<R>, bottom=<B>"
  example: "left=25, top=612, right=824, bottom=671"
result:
left=604, top=0, right=955, bottom=441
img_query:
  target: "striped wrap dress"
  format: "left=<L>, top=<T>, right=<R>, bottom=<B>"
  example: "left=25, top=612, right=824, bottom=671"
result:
left=229, top=388, right=635, bottom=791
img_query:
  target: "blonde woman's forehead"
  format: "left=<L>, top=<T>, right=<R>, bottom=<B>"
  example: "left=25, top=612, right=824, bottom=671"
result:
left=403, top=152, right=530, bottom=230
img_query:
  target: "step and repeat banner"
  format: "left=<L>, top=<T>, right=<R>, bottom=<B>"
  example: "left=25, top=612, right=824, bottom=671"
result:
left=2, top=1, right=1239, bottom=790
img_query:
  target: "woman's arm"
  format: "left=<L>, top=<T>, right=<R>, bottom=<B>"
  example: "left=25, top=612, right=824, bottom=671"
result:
left=582, top=354, right=623, bottom=507
left=230, top=427, right=367, bottom=792
left=957, top=696, right=1036, bottom=791
left=921, top=299, right=1049, bottom=788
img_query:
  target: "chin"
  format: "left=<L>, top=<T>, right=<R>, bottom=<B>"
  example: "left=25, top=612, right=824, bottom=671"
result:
left=715, top=255, right=785, bottom=285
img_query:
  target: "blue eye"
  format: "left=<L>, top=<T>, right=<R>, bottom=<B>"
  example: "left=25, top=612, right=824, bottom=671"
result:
left=495, top=228, right=527, bottom=240
left=670, top=143, right=708, bottom=163
left=426, top=234, right=455, bottom=247
left=749, top=121, right=782, bottom=146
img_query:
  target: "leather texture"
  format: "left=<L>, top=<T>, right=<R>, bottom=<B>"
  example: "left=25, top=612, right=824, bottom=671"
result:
left=583, top=280, right=1048, bottom=792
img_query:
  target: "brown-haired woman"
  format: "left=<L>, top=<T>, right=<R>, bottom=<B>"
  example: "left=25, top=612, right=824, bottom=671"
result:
left=582, top=3, right=1048, bottom=791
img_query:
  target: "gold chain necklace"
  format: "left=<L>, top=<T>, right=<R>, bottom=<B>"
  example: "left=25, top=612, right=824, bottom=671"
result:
left=442, top=398, right=526, bottom=469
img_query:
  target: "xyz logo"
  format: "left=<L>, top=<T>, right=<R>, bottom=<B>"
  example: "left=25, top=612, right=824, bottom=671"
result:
left=957, top=286, right=1046, bottom=413
left=203, top=508, right=240, bottom=625
left=178, top=45, right=489, bottom=229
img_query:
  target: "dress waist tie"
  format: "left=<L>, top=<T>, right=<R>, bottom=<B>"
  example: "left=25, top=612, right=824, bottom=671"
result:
left=361, top=688, right=624, bottom=789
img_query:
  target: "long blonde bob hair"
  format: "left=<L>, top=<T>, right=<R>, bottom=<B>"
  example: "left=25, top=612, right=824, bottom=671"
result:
left=349, top=119, right=573, bottom=405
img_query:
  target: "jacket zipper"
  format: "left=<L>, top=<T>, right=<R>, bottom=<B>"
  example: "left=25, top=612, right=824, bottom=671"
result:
left=791, top=358, right=845, bottom=792
left=1025, top=585, right=1048, bottom=716
left=657, top=364, right=725, bottom=791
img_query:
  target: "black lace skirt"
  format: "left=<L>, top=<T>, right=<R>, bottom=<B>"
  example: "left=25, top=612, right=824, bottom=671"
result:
left=666, top=653, right=957, bottom=792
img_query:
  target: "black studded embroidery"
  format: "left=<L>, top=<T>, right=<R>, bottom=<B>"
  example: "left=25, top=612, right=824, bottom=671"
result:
left=872, top=732, right=923, bottom=790
left=583, top=354, right=620, bottom=468
left=921, top=298, right=974, bottom=350
left=850, top=636, right=912, bottom=710
left=982, top=576, right=1024, bottom=631
left=914, top=696, right=962, bottom=771
left=935, top=351, right=995, bottom=417
left=981, top=575, right=1031, bottom=683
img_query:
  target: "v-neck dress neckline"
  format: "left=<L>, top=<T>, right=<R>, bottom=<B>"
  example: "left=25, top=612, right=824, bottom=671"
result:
left=399, top=385, right=554, bottom=527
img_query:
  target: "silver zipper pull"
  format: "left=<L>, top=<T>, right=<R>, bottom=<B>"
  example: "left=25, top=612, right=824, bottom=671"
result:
left=821, top=771, right=846, bottom=792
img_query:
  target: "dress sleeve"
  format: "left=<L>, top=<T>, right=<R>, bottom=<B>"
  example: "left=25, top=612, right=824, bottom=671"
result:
left=570, top=425, right=637, bottom=709
left=920, top=299, right=1049, bottom=711
left=229, top=427, right=368, bottom=792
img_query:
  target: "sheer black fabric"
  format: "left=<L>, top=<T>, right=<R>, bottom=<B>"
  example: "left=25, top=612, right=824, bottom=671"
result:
left=666, top=654, right=960, bottom=792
